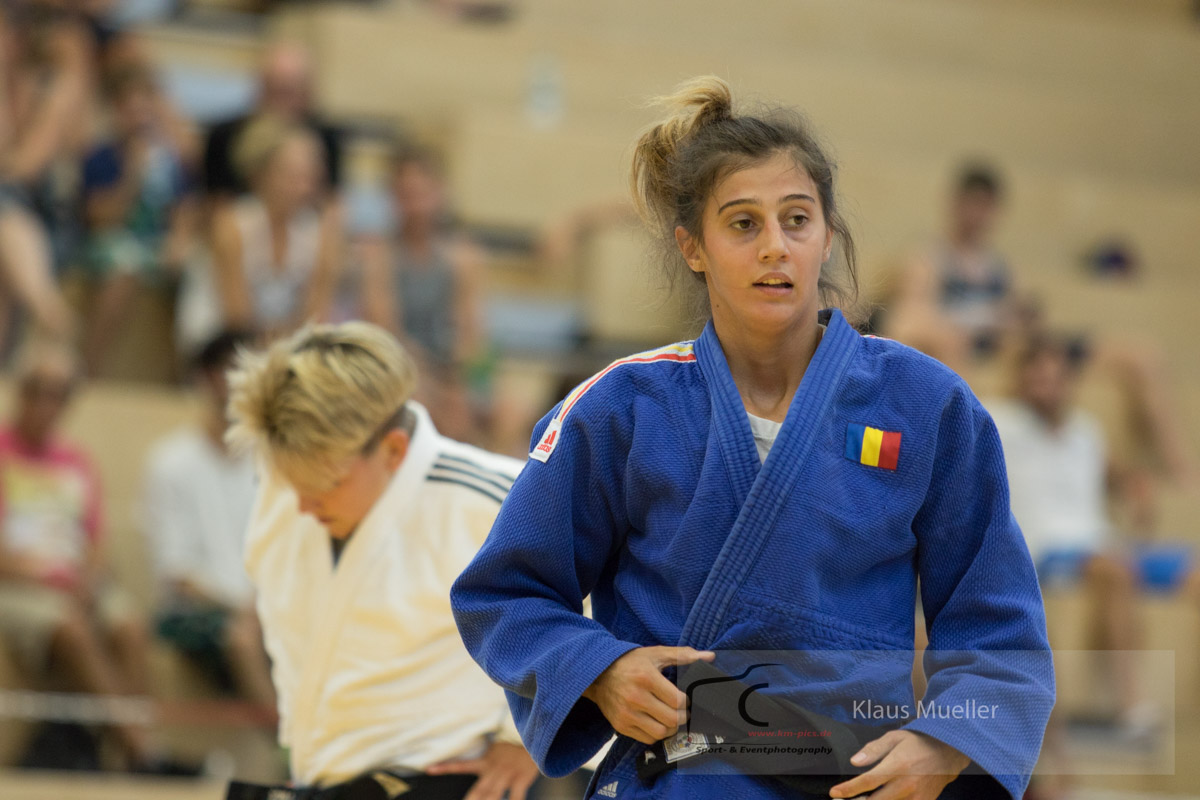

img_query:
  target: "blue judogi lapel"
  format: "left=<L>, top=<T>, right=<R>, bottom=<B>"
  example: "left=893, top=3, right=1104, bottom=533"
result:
left=680, top=308, right=861, bottom=648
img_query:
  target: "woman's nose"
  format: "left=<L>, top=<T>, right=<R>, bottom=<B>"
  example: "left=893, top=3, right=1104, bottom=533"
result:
left=297, top=494, right=321, bottom=516
left=758, top=220, right=788, bottom=262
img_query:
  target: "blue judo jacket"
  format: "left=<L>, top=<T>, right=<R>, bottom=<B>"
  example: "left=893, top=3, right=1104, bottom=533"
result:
left=452, top=309, right=1054, bottom=799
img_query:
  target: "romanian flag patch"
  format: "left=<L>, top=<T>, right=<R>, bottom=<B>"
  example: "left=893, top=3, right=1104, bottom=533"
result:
left=845, top=423, right=902, bottom=470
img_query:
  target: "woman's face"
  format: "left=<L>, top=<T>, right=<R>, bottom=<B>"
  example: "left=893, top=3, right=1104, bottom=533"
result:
left=951, top=187, right=999, bottom=245
left=676, top=151, right=833, bottom=337
left=392, top=162, right=444, bottom=228
left=284, top=428, right=409, bottom=540
left=259, top=134, right=323, bottom=211
left=0, top=10, right=26, bottom=69
left=16, top=365, right=75, bottom=447
left=114, top=84, right=156, bottom=137
left=1019, top=350, right=1074, bottom=419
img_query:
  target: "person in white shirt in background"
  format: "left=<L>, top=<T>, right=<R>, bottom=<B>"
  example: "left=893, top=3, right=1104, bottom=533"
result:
left=143, top=330, right=277, bottom=715
left=986, top=333, right=1157, bottom=737
left=224, top=321, right=539, bottom=800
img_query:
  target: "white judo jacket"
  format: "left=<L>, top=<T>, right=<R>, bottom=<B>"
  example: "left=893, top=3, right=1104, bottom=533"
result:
left=244, top=402, right=523, bottom=786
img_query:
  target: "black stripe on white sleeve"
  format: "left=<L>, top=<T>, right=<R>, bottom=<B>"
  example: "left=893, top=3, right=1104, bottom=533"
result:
left=430, top=462, right=514, bottom=494
left=434, top=454, right=517, bottom=484
left=425, top=475, right=508, bottom=505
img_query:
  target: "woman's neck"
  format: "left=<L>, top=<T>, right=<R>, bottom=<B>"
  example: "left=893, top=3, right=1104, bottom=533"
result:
left=204, top=408, right=229, bottom=453
left=714, top=307, right=822, bottom=423
left=947, top=226, right=988, bottom=255
left=13, top=422, right=50, bottom=454
left=262, top=196, right=294, bottom=226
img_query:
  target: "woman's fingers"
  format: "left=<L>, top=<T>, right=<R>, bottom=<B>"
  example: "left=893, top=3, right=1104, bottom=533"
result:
left=850, top=730, right=902, bottom=767
left=589, top=646, right=716, bottom=744
left=831, top=731, right=967, bottom=800
left=621, top=719, right=664, bottom=745
left=634, top=707, right=682, bottom=741
left=830, top=731, right=904, bottom=798
left=852, top=777, right=918, bottom=800
left=612, top=696, right=683, bottom=741
left=643, top=646, right=712, bottom=718
left=644, top=669, right=688, bottom=716
left=647, top=645, right=716, bottom=669
left=829, top=756, right=895, bottom=798
left=425, top=758, right=486, bottom=775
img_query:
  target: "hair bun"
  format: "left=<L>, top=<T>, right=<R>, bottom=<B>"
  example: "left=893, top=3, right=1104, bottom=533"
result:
left=661, top=75, right=734, bottom=130
left=631, top=76, right=733, bottom=228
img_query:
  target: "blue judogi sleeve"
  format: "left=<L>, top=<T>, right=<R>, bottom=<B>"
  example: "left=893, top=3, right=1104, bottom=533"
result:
left=451, top=400, right=640, bottom=777
left=904, top=383, right=1055, bottom=799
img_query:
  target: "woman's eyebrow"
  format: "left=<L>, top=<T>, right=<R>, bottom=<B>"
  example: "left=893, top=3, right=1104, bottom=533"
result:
left=717, top=192, right=817, bottom=214
left=717, top=197, right=758, bottom=214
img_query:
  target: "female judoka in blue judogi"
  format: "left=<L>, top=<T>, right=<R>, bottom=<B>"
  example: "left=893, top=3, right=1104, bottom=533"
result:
left=451, top=77, right=1054, bottom=800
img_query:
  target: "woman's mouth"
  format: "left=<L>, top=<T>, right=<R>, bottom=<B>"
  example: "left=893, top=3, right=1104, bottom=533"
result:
left=753, top=276, right=794, bottom=294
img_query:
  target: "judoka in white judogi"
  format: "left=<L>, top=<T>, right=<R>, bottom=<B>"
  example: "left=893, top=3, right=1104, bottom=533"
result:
left=244, top=402, right=523, bottom=787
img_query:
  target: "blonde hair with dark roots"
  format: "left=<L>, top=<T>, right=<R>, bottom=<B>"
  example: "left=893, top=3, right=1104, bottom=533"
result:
left=232, top=114, right=321, bottom=186
left=226, top=322, right=418, bottom=489
left=631, top=76, right=859, bottom=326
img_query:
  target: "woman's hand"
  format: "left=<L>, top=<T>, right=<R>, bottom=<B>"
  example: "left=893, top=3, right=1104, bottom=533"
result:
left=829, top=729, right=970, bottom=799
left=583, top=646, right=715, bottom=745
left=426, top=741, right=540, bottom=800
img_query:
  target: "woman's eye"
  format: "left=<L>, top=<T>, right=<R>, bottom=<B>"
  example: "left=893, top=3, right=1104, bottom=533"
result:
left=731, top=218, right=755, bottom=231
left=787, top=214, right=809, bottom=227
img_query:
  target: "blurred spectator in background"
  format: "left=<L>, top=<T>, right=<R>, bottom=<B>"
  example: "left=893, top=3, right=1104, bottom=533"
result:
left=361, top=144, right=487, bottom=442
left=177, top=116, right=341, bottom=354
left=874, top=163, right=1028, bottom=373
left=0, top=338, right=159, bottom=769
left=1091, top=338, right=1200, bottom=496
left=142, top=330, right=276, bottom=716
left=78, top=62, right=198, bottom=377
left=986, top=333, right=1159, bottom=735
left=201, top=41, right=342, bottom=202
left=96, top=33, right=201, bottom=169
left=0, top=0, right=90, bottom=352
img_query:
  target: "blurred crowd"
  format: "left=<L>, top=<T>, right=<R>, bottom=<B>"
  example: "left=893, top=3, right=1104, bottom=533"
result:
left=0, top=0, right=501, bottom=399
left=867, top=165, right=1200, bottom=799
left=0, top=0, right=512, bottom=772
left=0, top=0, right=1197, bottom=787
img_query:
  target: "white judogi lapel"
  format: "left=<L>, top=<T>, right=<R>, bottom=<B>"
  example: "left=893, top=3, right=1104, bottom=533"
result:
left=287, top=402, right=440, bottom=772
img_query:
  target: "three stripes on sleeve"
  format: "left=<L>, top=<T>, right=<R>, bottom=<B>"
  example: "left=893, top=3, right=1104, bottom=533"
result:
left=427, top=453, right=516, bottom=504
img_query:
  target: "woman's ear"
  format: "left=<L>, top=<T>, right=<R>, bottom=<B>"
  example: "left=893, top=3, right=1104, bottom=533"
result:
left=675, top=226, right=705, bottom=274
left=382, top=428, right=411, bottom=472
left=823, top=226, right=834, bottom=264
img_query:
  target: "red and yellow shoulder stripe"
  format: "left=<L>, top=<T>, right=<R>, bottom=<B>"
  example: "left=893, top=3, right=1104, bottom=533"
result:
left=530, top=341, right=695, bottom=462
